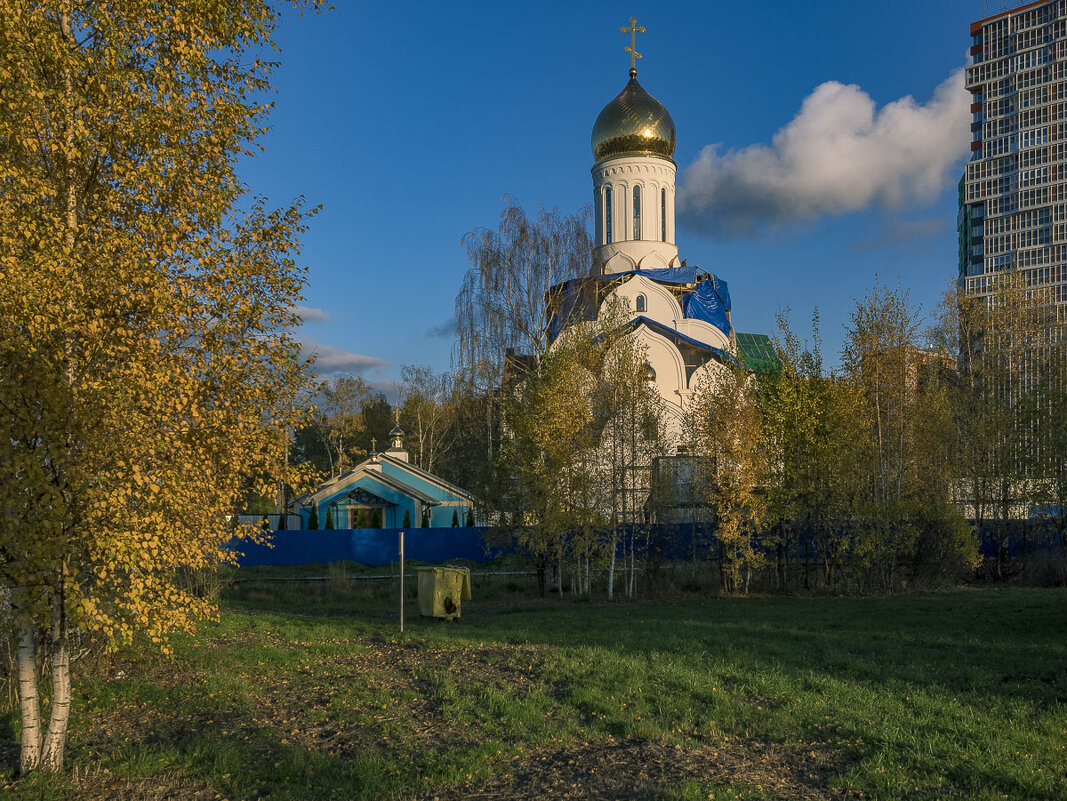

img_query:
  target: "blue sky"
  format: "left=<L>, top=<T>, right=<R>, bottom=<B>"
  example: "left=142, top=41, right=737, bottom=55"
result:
left=241, top=0, right=991, bottom=388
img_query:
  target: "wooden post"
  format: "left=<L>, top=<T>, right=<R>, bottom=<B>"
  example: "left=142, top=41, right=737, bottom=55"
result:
left=399, top=530, right=404, bottom=633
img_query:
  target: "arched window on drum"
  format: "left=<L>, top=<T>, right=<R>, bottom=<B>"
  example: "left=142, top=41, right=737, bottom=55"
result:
left=661, top=188, right=667, bottom=241
left=632, top=186, right=642, bottom=239
left=604, top=187, right=613, bottom=244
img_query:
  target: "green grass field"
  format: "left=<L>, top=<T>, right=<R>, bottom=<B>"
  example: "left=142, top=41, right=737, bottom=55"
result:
left=3, top=569, right=1065, bottom=800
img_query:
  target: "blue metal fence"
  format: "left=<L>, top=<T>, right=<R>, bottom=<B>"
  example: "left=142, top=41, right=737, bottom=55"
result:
left=234, top=521, right=1067, bottom=569
left=235, top=527, right=511, bottom=567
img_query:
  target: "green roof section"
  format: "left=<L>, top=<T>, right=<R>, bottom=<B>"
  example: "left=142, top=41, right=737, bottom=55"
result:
left=735, top=332, right=780, bottom=375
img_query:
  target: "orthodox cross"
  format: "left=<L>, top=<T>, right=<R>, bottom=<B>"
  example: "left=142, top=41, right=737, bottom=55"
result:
left=621, top=16, right=645, bottom=73
left=370, top=437, right=377, bottom=454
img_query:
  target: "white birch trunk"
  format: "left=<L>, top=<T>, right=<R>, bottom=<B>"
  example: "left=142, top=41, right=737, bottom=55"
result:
left=42, top=592, right=71, bottom=772
left=607, top=532, right=617, bottom=600
left=17, top=620, right=41, bottom=774
left=623, top=533, right=631, bottom=597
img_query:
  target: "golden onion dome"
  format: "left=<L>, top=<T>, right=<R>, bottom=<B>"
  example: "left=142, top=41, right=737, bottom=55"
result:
left=591, top=70, right=676, bottom=162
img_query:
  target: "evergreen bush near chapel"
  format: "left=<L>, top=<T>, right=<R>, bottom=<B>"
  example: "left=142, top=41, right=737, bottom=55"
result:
left=403, top=509, right=411, bottom=528
left=325, top=507, right=334, bottom=530
left=421, top=509, right=430, bottom=528
left=451, top=509, right=460, bottom=527
left=307, top=505, right=318, bottom=530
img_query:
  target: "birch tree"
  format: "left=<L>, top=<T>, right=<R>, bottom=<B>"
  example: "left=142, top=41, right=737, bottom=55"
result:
left=0, top=0, right=319, bottom=772
left=455, top=198, right=594, bottom=383
left=453, top=199, right=594, bottom=480
left=689, top=363, right=770, bottom=594
left=500, top=341, right=602, bottom=596
left=1025, top=336, right=1067, bottom=553
left=758, top=311, right=828, bottom=589
left=842, top=281, right=923, bottom=590
left=399, top=364, right=455, bottom=474
left=940, top=275, right=1053, bottom=576
left=596, top=329, right=667, bottom=600
left=318, top=376, right=373, bottom=476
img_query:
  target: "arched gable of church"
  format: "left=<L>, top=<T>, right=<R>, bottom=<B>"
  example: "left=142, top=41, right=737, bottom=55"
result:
left=603, top=252, right=637, bottom=274
left=605, top=274, right=683, bottom=325
left=637, top=250, right=669, bottom=270
left=625, top=324, right=686, bottom=410
left=675, top=316, right=732, bottom=353
left=689, top=357, right=730, bottom=395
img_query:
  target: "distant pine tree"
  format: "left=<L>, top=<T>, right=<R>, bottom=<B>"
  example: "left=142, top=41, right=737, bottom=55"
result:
left=307, top=505, right=319, bottom=529
left=324, top=506, right=334, bottom=530
left=356, top=509, right=366, bottom=528
left=403, top=509, right=411, bottom=528
left=451, top=509, right=459, bottom=527
left=466, top=509, right=474, bottom=526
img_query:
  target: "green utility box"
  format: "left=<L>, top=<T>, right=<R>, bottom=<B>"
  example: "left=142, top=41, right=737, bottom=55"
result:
left=417, top=566, right=472, bottom=621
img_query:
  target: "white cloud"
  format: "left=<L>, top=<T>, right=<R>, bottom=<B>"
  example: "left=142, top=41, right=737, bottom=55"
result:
left=677, top=69, right=970, bottom=240
left=293, top=305, right=330, bottom=324
left=299, top=340, right=389, bottom=375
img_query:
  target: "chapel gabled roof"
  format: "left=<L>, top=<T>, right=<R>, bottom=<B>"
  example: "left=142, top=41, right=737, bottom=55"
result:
left=296, top=452, right=474, bottom=507
left=375, top=453, right=475, bottom=502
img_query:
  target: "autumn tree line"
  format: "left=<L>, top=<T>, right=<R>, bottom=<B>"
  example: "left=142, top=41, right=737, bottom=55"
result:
left=294, top=202, right=1067, bottom=600
left=692, top=277, right=1065, bottom=597
left=427, top=201, right=1067, bottom=599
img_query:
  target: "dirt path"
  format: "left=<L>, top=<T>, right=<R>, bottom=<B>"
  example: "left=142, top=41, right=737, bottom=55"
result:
left=422, top=737, right=840, bottom=800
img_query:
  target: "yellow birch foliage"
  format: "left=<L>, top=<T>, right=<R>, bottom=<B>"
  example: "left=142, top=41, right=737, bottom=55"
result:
left=689, top=364, right=770, bottom=594
left=0, top=1, right=319, bottom=648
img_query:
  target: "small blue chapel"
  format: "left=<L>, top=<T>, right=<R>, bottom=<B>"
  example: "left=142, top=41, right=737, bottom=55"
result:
left=296, top=421, right=476, bottom=529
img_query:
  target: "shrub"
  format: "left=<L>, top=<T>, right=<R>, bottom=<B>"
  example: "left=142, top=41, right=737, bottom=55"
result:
left=324, top=506, right=334, bottom=530
left=307, top=505, right=318, bottom=530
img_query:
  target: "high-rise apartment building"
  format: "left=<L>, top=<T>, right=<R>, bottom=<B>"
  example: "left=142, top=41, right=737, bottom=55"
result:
left=960, top=0, right=1067, bottom=305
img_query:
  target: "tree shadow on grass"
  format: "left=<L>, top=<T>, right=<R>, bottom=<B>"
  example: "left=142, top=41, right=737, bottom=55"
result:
left=436, top=590, right=1067, bottom=706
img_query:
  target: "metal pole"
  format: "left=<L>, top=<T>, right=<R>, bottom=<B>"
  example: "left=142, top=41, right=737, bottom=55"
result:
left=399, top=530, right=404, bottom=633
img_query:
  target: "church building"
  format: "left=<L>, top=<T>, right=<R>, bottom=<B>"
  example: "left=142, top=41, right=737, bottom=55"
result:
left=295, top=422, right=476, bottom=530
left=550, top=19, right=775, bottom=441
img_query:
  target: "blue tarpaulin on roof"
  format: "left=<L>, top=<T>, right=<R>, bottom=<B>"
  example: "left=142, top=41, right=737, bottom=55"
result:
left=711, top=275, right=731, bottom=311
left=680, top=278, right=731, bottom=336
left=614, top=265, right=698, bottom=285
